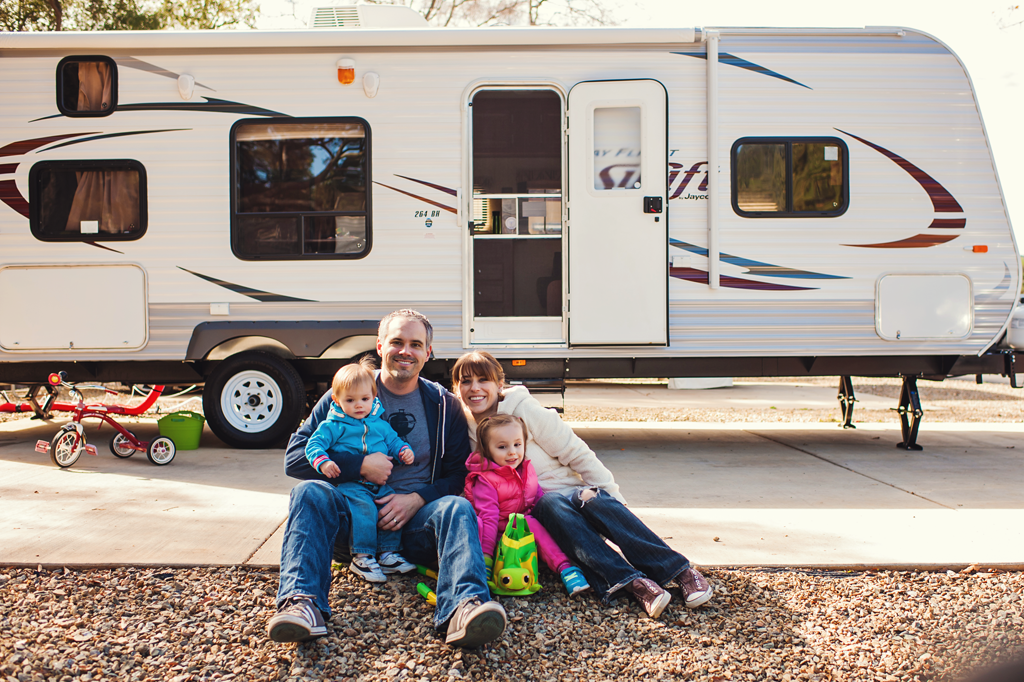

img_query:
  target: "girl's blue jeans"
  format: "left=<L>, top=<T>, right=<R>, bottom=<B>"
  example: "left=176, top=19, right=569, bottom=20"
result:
left=276, top=479, right=490, bottom=629
left=532, top=487, right=690, bottom=602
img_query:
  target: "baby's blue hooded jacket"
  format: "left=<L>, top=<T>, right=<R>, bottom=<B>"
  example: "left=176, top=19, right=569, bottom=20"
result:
left=304, top=397, right=411, bottom=475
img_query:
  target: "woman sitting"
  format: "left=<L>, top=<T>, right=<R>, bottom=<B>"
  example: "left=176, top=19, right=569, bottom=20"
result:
left=451, top=351, right=713, bottom=619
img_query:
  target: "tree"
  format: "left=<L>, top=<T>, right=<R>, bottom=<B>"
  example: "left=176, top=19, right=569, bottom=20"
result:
left=1, top=0, right=256, bottom=30
left=362, top=0, right=616, bottom=27
left=996, top=3, right=1022, bottom=29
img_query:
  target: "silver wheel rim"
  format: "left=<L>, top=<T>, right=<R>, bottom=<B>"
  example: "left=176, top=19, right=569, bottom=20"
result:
left=149, top=438, right=175, bottom=464
left=220, top=369, right=283, bottom=434
left=112, top=433, right=134, bottom=456
left=54, top=432, right=80, bottom=466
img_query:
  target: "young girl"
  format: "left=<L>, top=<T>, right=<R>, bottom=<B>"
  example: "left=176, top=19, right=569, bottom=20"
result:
left=463, top=414, right=590, bottom=596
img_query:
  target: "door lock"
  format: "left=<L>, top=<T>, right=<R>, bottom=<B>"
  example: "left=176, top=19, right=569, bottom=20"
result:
left=643, top=196, right=663, bottom=214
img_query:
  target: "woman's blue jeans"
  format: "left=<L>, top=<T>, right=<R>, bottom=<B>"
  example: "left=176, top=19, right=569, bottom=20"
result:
left=277, top=480, right=490, bottom=629
left=533, top=488, right=690, bottom=602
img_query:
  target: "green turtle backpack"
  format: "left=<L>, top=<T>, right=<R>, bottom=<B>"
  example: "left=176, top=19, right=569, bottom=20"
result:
left=489, top=513, right=542, bottom=596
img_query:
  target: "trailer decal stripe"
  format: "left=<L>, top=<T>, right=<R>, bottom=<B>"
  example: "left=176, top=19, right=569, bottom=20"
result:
left=0, top=180, right=30, bottom=218
left=0, top=134, right=96, bottom=157
left=41, top=129, right=191, bottom=151
left=30, top=98, right=285, bottom=122
left=977, top=263, right=1011, bottom=302
left=670, top=266, right=817, bottom=291
left=393, top=175, right=458, bottom=197
left=178, top=267, right=314, bottom=303
left=115, top=57, right=215, bottom=91
left=843, top=233, right=959, bottom=249
left=374, top=182, right=457, bottom=214
left=837, top=129, right=963, bottom=214
left=670, top=239, right=847, bottom=279
left=0, top=164, right=17, bottom=175
left=672, top=51, right=812, bottom=90
left=927, top=218, right=967, bottom=229
left=84, top=242, right=125, bottom=255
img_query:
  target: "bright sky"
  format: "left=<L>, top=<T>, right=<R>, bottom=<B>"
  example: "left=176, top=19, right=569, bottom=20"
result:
left=256, top=0, right=1023, bottom=242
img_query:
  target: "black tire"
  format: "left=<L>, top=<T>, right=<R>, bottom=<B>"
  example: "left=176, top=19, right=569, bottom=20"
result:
left=203, top=351, right=305, bottom=449
left=50, top=425, right=83, bottom=468
left=146, top=436, right=176, bottom=465
left=109, top=431, right=137, bottom=458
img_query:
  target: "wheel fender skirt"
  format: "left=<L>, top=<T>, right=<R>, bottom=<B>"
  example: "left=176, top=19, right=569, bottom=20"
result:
left=186, top=320, right=378, bottom=361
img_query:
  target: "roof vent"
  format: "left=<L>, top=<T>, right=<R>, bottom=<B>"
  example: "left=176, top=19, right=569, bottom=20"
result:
left=309, top=3, right=429, bottom=28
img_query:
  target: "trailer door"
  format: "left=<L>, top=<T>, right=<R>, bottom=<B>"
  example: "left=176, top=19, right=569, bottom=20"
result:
left=567, top=79, right=667, bottom=345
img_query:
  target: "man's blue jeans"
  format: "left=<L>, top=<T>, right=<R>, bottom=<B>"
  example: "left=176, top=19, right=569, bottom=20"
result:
left=277, top=480, right=490, bottom=629
left=533, top=488, right=690, bottom=602
left=335, top=481, right=400, bottom=556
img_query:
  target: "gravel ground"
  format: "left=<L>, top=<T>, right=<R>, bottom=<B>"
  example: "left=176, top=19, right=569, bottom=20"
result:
left=2, top=564, right=1023, bottom=682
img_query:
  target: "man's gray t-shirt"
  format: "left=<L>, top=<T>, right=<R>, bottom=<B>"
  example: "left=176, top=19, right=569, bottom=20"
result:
left=376, top=379, right=431, bottom=495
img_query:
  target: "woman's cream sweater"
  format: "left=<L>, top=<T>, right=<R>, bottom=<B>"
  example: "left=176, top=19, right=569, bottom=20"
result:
left=465, top=386, right=625, bottom=503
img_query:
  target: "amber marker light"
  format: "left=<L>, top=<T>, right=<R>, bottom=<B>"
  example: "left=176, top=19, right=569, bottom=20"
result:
left=973, top=245, right=989, bottom=253
left=337, top=58, right=355, bottom=85
left=512, top=360, right=526, bottom=367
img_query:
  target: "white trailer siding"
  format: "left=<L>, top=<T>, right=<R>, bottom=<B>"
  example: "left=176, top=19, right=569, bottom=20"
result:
left=0, top=27, right=1016, bottom=364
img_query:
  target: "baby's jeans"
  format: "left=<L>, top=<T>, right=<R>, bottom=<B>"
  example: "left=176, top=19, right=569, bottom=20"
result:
left=335, top=481, right=401, bottom=556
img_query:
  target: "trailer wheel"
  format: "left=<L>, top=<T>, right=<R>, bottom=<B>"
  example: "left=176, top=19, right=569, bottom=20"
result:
left=50, top=425, right=83, bottom=468
left=109, top=431, right=137, bottom=458
left=146, top=436, right=176, bottom=466
left=203, top=351, right=304, bottom=449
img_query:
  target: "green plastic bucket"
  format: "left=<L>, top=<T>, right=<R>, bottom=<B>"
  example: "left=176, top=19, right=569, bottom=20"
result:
left=158, top=411, right=205, bottom=450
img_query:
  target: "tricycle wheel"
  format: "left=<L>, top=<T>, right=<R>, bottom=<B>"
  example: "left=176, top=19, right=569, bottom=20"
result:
left=109, top=431, right=137, bottom=458
left=50, top=426, right=83, bottom=468
left=147, top=436, right=176, bottom=466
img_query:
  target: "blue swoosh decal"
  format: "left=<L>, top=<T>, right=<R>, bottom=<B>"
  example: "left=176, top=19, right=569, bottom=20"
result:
left=673, top=51, right=812, bottom=90
left=670, top=239, right=847, bottom=279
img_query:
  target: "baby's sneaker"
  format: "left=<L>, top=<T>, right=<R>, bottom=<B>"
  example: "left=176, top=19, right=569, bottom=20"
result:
left=560, top=566, right=590, bottom=596
left=378, top=551, right=416, bottom=575
left=349, top=554, right=387, bottom=583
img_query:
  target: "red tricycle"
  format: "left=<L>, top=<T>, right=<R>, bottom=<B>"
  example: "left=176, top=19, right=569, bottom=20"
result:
left=0, top=372, right=174, bottom=468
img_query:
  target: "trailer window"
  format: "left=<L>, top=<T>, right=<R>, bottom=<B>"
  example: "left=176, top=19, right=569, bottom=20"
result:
left=231, top=118, right=370, bottom=260
left=57, top=56, right=117, bottom=117
left=29, top=160, right=146, bottom=241
left=732, top=137, right=847, bottom=217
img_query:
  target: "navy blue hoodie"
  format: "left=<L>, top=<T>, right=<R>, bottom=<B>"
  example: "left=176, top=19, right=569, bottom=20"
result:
left=284, top=375, right=471, bottom=504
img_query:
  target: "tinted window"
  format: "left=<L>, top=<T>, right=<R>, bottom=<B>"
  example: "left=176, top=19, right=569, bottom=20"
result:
left=57, top=56, right=116, bottom=116
left=30, top=160, right=146, bottom=241
left=732, top=138, right=847, bottom=217
left=231, top=119, right=370, bottom=260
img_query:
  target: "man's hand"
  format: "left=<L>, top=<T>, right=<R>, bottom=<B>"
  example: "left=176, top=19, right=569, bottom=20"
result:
left=376, top=492, right=425, bottom=531
left=360, top=452, right=393, bottom=485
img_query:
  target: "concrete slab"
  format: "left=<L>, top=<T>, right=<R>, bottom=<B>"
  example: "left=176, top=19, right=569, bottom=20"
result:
left=580, top=423, right=1024, bottom=568
left=0, top=418, right=292, bottom=566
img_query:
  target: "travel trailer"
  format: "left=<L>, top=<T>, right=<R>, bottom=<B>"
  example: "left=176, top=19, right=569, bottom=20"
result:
left=1, top=5, right=1021, bottom=449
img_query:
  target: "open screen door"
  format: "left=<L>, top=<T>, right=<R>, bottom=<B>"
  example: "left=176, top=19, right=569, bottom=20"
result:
left=567, top=79, right=667, bottom=345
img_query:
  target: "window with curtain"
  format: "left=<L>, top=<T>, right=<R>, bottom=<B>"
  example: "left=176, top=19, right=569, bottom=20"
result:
left=30, top=160, right=146, bottom=241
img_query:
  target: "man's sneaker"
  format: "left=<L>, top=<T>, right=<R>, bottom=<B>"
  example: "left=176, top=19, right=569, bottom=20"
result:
left=560, top=566, right=591, bottom=596
left=349, top=554, right=387, bottom=583
left=625, top=577, right=671, bottom=619
left=267, top=596, right=327, bottom=643
left=378, top=551, right=416, bottom=575
left=444, top=598, right=506, bottom=648
left=678, top=567, right=714, bottom=609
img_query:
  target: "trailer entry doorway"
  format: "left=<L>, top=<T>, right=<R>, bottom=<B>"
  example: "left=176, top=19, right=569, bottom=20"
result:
left=469, top=88, right=566, bottom=345
left=567, top=79, right=668, bottom=345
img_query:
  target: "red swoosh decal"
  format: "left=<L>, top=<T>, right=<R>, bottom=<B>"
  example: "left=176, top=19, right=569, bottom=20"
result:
left=928, top=218, right=966, bottom=229
left=0, top=163, right=17, bottom=175
left=838, top=129, right=963, bottom=213
left=393, top=174, right=458, bottom=197
left=0, top=179, right=29, bottom=218
left=844, top=234, right=959, bottom=249
left=0, top=133, right=97, bottom=158
left=670, top=266, right=816, bottom=291
left=374, top=182, right=456, bottom=214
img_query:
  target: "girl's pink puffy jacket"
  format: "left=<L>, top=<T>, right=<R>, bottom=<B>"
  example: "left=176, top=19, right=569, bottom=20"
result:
left=463, top=452, right=546, bottom=558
